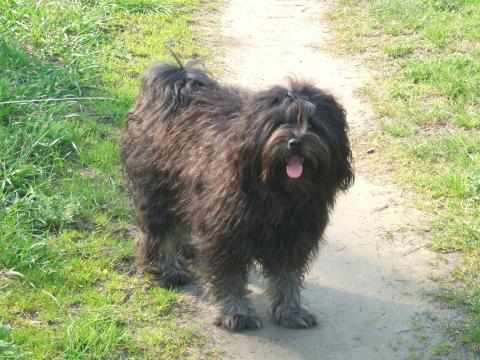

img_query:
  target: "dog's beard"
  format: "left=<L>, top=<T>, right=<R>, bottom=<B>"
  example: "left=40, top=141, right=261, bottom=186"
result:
left=260, top=128, right=331, bottom=190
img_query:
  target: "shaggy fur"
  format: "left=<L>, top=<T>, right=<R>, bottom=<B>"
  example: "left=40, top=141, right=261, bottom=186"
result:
left=120, top=61, right=354, bottom=331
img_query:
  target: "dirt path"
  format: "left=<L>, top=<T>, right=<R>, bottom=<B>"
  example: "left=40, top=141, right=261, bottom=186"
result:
left=182, top=1, right=466, bottom=359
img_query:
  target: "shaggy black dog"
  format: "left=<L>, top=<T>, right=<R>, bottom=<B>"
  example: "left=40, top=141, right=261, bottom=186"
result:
left=120, top=60, right=354, bottom=331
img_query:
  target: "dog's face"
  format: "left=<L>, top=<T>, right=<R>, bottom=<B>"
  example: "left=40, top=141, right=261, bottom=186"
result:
left=240, top=81, right=353, bottom=194
left=260, top=96, right=331, bottom=187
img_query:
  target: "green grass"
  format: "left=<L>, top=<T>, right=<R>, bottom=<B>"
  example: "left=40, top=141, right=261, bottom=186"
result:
left=431, top=341, right=454, bottom=356
left=0, top=0, right=217, bottom=358
left=329, top=0, right=480, bottom=354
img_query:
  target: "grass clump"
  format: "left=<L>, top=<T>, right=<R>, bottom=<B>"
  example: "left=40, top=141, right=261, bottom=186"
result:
left=0, top=0, right=216, bottom=358
left=330, top=0, right=480, bottom=354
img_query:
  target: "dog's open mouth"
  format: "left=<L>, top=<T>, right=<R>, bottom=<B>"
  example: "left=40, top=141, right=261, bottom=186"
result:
left=286, top=156, right=304, bottom=179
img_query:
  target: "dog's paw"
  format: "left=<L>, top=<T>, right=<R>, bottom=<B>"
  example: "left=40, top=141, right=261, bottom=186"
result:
left=215, top=313, right=262, bottom=331
left=272, top=305, right=317, bottom=329
left=179, top=243, right=196, bottom=260
left=152, top=269, right=193, bottom=288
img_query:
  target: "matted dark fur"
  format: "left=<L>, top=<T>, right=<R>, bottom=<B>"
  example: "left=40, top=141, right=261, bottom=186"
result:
left=120, top=60, right=354, bottom=331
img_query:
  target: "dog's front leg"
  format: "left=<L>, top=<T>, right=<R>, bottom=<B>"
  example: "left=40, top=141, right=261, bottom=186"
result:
left=267, top=270, right=317, bottom=328
left=211, top=269, right=261, bottom=331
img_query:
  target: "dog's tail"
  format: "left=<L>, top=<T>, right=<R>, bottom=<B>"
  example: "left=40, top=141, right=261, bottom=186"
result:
left=131, top=59, right=215, bottom=119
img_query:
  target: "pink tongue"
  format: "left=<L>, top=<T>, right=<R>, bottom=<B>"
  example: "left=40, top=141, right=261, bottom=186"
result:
left=286, top=156, right=303, bottom=179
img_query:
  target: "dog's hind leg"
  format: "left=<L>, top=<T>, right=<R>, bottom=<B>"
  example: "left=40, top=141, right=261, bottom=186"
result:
left=135, top=229, right=192, bottom=287
left=267, top=270, right=317, bottom=328
left=133, top=189, right=192, bottom=287
left=210, top=268, right=261, bottom=331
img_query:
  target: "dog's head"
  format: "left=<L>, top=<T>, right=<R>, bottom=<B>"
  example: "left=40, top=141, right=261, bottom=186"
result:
left=237, top=79, right=354, bottom=196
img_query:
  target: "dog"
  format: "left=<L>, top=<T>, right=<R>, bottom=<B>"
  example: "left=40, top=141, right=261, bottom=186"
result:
left=120, top=60, right=354, bottom=331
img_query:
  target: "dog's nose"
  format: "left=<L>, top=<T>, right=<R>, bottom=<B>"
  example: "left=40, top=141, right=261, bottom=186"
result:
left=288, top=138, right=302, bottom=149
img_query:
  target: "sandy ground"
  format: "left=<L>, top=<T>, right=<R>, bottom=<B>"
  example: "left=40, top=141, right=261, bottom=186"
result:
left=180, top=1, right=470, bottom=359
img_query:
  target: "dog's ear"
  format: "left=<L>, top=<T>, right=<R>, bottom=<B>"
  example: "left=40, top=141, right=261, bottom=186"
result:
left=239, top=168, right=253, bottom=193
left=320, top=100, right=354, bottom=191
left=231, top=127, right=264, bottom=193
left=336, top=142, right=354, bottom=191
left=234, top=144, right=257, bottom=193
left=298, top=83, right=354, bottom=192
left=326, top=104, right=354, bottom=191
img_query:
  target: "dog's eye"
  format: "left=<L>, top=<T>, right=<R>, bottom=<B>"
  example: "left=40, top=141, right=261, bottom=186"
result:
left=309, top=124, right=319, bottom=132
